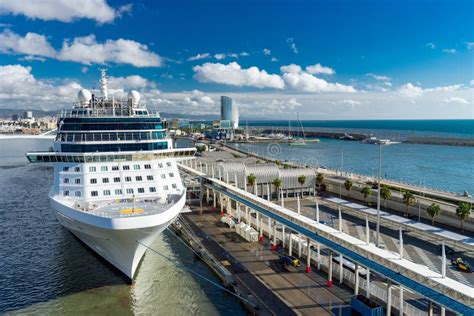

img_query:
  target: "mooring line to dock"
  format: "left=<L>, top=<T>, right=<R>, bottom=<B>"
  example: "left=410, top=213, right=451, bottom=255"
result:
left=136, top=240, right=255, bottom=306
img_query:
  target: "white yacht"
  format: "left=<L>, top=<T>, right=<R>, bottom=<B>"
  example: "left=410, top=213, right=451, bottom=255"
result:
left=26, top=70, right=196, bottom=279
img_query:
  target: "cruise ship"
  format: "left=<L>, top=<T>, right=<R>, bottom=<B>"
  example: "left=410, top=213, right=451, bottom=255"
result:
left=26, top=70, right=196, bottom=279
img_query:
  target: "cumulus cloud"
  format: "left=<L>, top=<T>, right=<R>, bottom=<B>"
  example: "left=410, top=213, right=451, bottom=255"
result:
left=214, top=53, right=226, bottom=60
left=271, top=57, right=278, bottom=62
left=306, top=63, right=335, bottom=75
left=466, top=42, right=474, bottom=50
left=188, top=53, right=210, bottom=61
left=108, top=75, right=157, bottom=90
left=280, top=64, right=302, bottom=74
left=0, top=29, right=55, bottom=57
left=263, top=48, right=271, bottom=55
left=0, top=64, right=82, bottom=110
left=193, top=62, right=285, bottom=89
left=57, top=35, right=162, bottom=67
left=282, top=71, right=355, bottom=93
left=0, top=30, right=163, bottom=67
left=444, top=97, right=469, bottom=104
left=398, top=83, right=423, bottom=98
left=0, top=0, right=130, bottom=23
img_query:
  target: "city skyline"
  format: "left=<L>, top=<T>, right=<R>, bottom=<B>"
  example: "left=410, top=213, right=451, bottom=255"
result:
left=0, top=0, right=472, bottom=119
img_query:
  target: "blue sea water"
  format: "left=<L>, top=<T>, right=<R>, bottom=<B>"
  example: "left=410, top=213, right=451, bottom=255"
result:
left=231, top=138, right=474, bottom=195
left=243, top=119, right=474, bottom=139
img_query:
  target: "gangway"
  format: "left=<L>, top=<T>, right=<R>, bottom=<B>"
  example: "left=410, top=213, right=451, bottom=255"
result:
left=179, top=163, right=474, bottom=315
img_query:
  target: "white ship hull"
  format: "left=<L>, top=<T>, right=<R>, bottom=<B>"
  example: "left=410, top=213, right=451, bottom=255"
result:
left=50, top=191, right=186, bottom=279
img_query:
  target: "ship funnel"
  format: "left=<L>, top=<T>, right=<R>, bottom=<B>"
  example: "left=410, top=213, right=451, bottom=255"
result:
left=128, top=90, right=140, bottom=106
left=99, top=68, right=108, bottom=100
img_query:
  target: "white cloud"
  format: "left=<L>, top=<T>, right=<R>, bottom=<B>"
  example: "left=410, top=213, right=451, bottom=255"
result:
left=240, top=52, right=249, bottom=57
left=263, top=48, right=271, bottom=55
left=81, top=66, right=89, bottom=73
left=193, top=62, right=285, bottom=89
left=0, top=64, right=82, bottom=110
left=444, top=97, right=469, bottom=104
left=426, top=42, right=436, bottom=49
left=286, top=38, right=298, bottom=54
left=465, top=42, right=474, bottom=50
left=57, top=35, right=162, bottom=67
left=108, top=75, right=156, bottom=90
left=282, top=71, right=355, bottom=93
left=271, top=57, right=278, bottom=62
left=0, top=0, right=128, bottom=23
left=188, top=53, right=210, bottom=61
left=470, top=80, right=474, bottom=86
left=398, top=83, right=423, bottom=98
left=0, top=29, right=55, bottom=57
left=19, top=55, right=47, bottom=62
left=280, top=64, right=302, bottom=73
left=306, top=63, right=335, bottom=75
left=366, top=73, right=390, bottom=81
left=442, top=48, right=456, bottom=54
left=214, top=53, right=226, bottom=60
left=0, top=30, right=162, bottom=67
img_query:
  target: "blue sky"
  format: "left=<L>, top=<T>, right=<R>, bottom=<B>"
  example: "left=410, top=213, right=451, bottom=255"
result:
left=0, top=0, right=472, bottom=119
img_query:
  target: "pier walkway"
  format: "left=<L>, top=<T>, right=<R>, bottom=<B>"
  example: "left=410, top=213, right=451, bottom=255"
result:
left=179, top=162, right=474, bottom=315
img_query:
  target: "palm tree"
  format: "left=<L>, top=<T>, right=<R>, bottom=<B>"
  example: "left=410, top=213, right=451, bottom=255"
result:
left=273, top=178, right=282, bottom=201
left=402, top=190, right=416, bottom=216
left=298, top=175, right=306, bottom=197
left=456, top=202, right=471, bottom=233
left=380, top=185, right=392, bottom=210
left=344, top=179, right=353, bottom=198
left=361, top=186, right=372, bottom=205
left=426, top=203, right=441, bottom=226
left=247, top=174, right=256, bottom=194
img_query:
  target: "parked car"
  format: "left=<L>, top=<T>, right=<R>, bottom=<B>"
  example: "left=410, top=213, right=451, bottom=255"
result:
left=279, top=254, right=300, bottom=268
left=451, top=257, right=472, bottom=273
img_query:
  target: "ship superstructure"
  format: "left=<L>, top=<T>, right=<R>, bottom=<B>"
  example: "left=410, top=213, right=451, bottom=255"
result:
left=26, top=70, right=195, bottom=278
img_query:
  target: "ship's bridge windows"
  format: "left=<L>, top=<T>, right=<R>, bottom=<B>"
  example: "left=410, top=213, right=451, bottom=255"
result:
left=89, top=166, right=96, bottom=172
left=126, top=188, right=134, bottom=194
left=63, top=178, right=69, bottom=184
left=75, top=179, right=81, bottom=184
left=112, top=166, right=119, bottom=171
left=102, top=178, right=109, bottom=183
left=136, top=176, right=143, bottom=181
left=125, top=176, right=132, bottom=182
left=64, top=190, right=69, bottom=196
left=75, top=191, right=81, bottom=197
left=115, top=189, right=122, bottom=195
left=74, top=167, right=80, bottom=172
left=91, top=191, right=98, bottom=197
left=113, top=177, right=120, bottom=183
left=137, top=188, right=145, bottom=193
left=144, top=164, right=151, bottom=169
left=90, top=178, right=97, bottom=184
left=103, top=190, right=111, bottom=196
left=147, top=175, right=154, bottom=181
left=149, top=187, right=156, bottom=193
left=101, top=166, right=108, bottom=172
left=63, top=167, right=69, bottom=172
left=123, top=165, right=130, bottom=170
left=133, top=164, right=140, bottom=170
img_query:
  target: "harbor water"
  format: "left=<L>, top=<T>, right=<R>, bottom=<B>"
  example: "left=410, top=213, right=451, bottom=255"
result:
left=231, top=137, right=474, bottom=195
left=0, top=139, right=246, bottom=315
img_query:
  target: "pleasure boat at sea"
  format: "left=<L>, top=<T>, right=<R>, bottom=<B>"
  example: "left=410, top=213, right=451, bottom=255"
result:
left=26, top=70, right=196, bottom=279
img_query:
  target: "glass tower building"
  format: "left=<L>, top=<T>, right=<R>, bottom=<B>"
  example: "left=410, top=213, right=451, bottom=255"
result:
left=220, top=96, right=238, bottom=129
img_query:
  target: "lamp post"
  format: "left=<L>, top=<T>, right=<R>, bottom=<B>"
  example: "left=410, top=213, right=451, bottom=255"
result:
left=376, top=142, right=382, bottom=247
